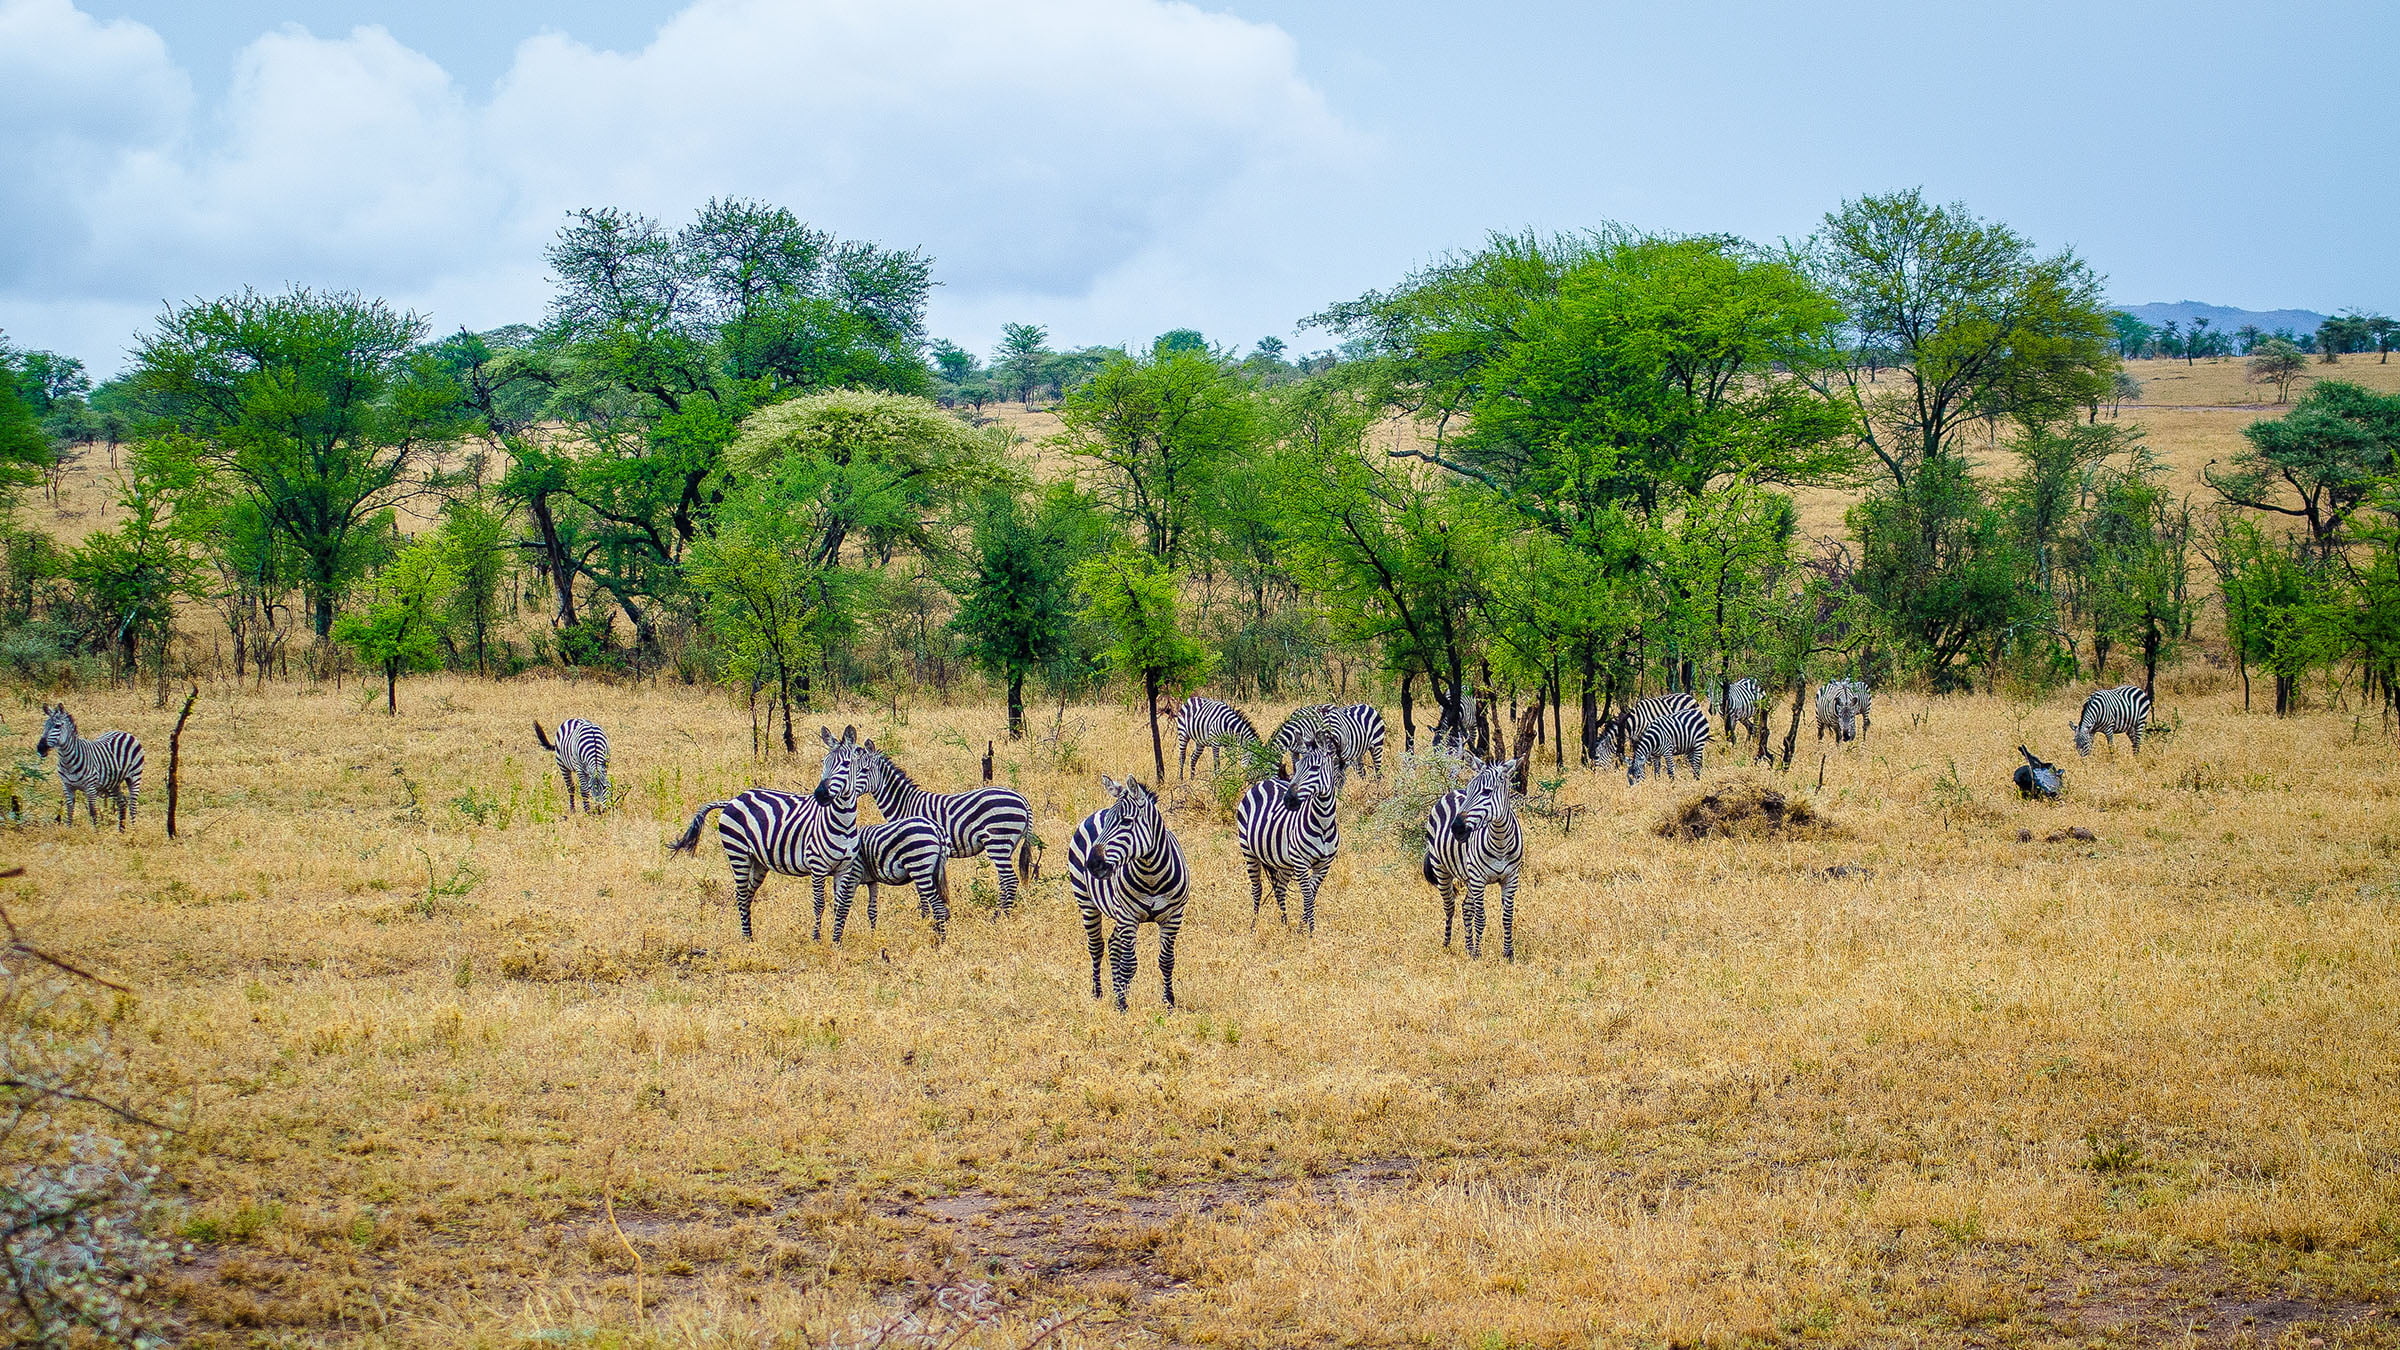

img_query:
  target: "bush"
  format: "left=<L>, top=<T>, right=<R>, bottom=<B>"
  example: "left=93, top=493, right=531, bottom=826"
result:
left=1204, top=736, right=1288, bottom=816
left=1357, top=745, right=1479, bottom=855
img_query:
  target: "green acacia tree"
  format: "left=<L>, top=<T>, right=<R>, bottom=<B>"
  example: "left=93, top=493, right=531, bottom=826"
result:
left=333, top=537, right=458, bottom=715
left=69, top=448, right=203, bottom=681
left=131, top=288, right=470, bottom=639
left=1072, top=547, right=1212, bottom=781
left=950, top=485, right=1107, bottom=737
left=2206, top=380, right=2400, bottom=557
left=1056, top=348, right=1258, bottom=566
left=436, top=498, right=512, bottom=674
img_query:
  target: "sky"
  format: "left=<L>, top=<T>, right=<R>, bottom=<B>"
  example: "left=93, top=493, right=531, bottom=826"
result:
left=4, top=0, right=2395, bottom=376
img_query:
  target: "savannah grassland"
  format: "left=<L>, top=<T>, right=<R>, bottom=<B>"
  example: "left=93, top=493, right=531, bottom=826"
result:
left=9, top=353, right=2400, bottom=1348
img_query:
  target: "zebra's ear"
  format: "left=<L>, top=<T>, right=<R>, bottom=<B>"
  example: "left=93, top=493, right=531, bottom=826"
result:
left=841, top=725, right=857, bottom=745
left=1098, top=773, right=1120, bottom=795
left=820, top=726, right=836, bottom=748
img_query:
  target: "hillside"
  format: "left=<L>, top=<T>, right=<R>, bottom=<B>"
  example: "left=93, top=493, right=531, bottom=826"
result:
left=2113, top=300, right=2334, bottom=334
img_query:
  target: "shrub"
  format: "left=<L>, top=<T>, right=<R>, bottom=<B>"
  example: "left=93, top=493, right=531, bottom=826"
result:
left=1358, top=745, right=1479, bottom=855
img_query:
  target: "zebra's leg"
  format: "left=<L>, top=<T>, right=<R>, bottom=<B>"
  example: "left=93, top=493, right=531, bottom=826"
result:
left=559, top=766, right=578, bottom=813
left=831, top=873, right=856, bottom=944
left=987, top=837, right=1019, bottom=913
left=1157, top=911, right=1181, bottom=1009
left=2131, top=723, right=2143, bottom=755
left=113, top=787, right=127, bottom=832
left=1245, top=856, right=1264, bottom=926
left=1108, top=918, right=1140, bottom=1013
left=921, top=873, right=949, bottom=943
left=1082, top=905, right=1106, bottom=1000
left=1268, top=868, right=1289, bottom=925
left=811, top=875, right=830, bottom=941
left=869, top=880, right=883, bottom=931
left=735, top=860, right=760, bottom=941
left=124, top=775, right=138, bottom=826
left=84, top=789, right=99, bottom=828
left=1462, top=882, right=1485, bottom=958
left=1500, top=867, right=1520, bottom=963
left=1299, top=863, right=1324, bottom=936
left=1690, top=748, right=1704, bottom=778
left=1439, top=875, right=1456, bottom=949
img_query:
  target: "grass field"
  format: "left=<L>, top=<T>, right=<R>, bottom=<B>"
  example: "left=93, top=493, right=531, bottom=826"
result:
left=9, top=662, right=2400, bottom=1347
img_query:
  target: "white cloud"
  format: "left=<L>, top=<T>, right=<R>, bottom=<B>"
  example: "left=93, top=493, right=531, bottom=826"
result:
left=0, top=0, right=1373, bottom=370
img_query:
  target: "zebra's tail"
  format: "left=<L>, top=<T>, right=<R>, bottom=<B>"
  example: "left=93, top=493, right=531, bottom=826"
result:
left=668, top=800, right=734, bottom=854
left=533, top=720, right=556, bottom=752
left=1017, top=830, right=1039, bottom=881
left=933, top=853, right=952, bottom=913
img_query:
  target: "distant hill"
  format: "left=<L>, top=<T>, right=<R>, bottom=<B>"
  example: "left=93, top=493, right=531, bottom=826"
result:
left=2112, top=300, right=2331, bottom=334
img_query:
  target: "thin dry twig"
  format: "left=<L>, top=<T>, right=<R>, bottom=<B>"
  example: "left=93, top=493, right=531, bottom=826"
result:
left=600, top=1147, right=643, bottom=1321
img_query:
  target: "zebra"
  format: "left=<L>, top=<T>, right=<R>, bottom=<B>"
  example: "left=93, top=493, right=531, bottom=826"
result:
left=1606, top=692, right=1701, bottom=765
left=829, top=818, right=952, bottom=944
left=1170, top=697, right=1262, bottom=779
left=1234, top=738, right=1342, bottom=933
left=668, top=726, right=866, bottom=940
left=1814, top=682, right=1857, bottom=743
left=1627, top=702, right=1711, bottom=784
left=2072, top=684, right=2153, bottom=756
left=35, top=704, right=143, bottom=831
left=1068, top=776, right=1190, bottom=1011
left=532, top=718, right=610, bottom=812
left=1327, top=703, right=1387, bottom=777
left=1844, top=680, right=1875, bottom=733
left=1724, top=678, right=1766, bottom=745
left=1422, top=755, right=1524, bottom=961
left=857, top=741, right=1034, bottom=912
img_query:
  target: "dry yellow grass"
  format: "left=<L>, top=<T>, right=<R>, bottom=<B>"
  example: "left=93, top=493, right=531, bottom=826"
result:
left=8, top=664, right=2399, bottom=1346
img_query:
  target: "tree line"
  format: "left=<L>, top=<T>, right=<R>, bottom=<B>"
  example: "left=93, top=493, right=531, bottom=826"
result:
left=2, top=189, right=2395, bottom=770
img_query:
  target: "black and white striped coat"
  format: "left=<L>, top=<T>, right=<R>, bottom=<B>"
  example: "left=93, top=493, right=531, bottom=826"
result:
left=2073, top=685, right=2152, bottom=756
left=534, top=718, right=610, bottom=812
left=668, top=727, right=866, bottom=940
left=830, top=818, right=951, bottom=944
left=1172, top=697, right=1262, bottom=779
left=1332, top=704, right=1387, bottom=777
left=1627, top=703, right=1711, bottom=783
left=1421, top=756, right=1524, bottom=961
left=1724, top=679, right=1765, bottom=744
left=1815, top=682, right=1858, bottom=742
left=1235, top=739, right=1341, bottom=933
left=858, top=743, right=1033, bottom=911
left=36, top=704, right=143, bottom=831
left=1608, top=692, right=1701, bottom=765
left=1068, top=776, right=1190, bottom=1011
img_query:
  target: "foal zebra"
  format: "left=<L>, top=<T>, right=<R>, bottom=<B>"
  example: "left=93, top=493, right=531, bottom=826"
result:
left=1627, top=702, right=1711, bottom=784
left=830, top=818, right=951, bottom=943
left=35, top=704, right=143, bottom=831
left=533, top=718, right=610, bottom=812
left=2073, top=685, right=2153, bottom=756
left=1171, top=697, right=1262, bottom=779
left=1235, top=738, right=1342, bottom=933
left=668, top=726, right=866, bottom=940
left=1068, top=776, right=1190, bottom=1011
left=857, top=742, right=1034, bottom=912
left=1422, top=755, right=1524, bottom=961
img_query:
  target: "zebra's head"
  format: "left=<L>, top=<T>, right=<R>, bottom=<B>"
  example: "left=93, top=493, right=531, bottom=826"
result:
left=1286, top=739, right=1337, bottom=811
left=1094, top=774, right=1161, bottom=868
left=855, top=741, right=898, bottom=803
left=815, top=726, right=867, bottom=807
left=1459, top=757, right=1515, bottom=831
left=35, top=704, right=72, bottom=758
left=2070, top=714, right=2095, bottom=757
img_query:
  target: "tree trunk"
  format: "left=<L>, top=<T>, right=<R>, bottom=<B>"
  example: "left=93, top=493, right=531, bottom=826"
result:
left=384, top=662, right=398, bottom=715
left=315, top=590, right=336, bottom=640
left=165, top=685, right=197, bottom=840
left=1144, top=668, right=1166, bottom=783
left=1006, top=670, right=1026, bottom=739
left=2142, top=613, right=2161, bottom=699
left=1777, top=678, right=1806, bottom=770
left=1399, top=669, right=1416, bottom=753
left=1578, top=645, right=1601, bottom=768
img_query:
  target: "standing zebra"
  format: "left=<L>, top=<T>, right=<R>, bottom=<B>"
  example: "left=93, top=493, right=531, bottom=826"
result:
left=2072, top=684, right=2153, bottom=756
left=1814, top=682, right=1857, bottom=743
left=1325, top=703, right=1387, bottom=778
left=1235, top=738, right=1342, bottom=933
left=533, top=718, right=610, bottom=812
left=668, top=726, right=866, bottom=940
left=35, top=705, right=143, bottom=831
left=1068, top=776, right=1189, bottom=1011
left=1170, top=697, right=1262, bottom=779
left=1607, top=691, right=1701, bottom=765
left=1844, top=680, right=1875, bottom=733
left=1723, top=678, right=1766, bottom=745
left=1422, top=756, right=1524, bottom=961
left=1627, top=702, right=1711, bottom=784
left=829, top=817, right=952, bottom=943
left=857, top=742, right=1034, bottom=912
left=1271, top=704, right=1340, bottom=762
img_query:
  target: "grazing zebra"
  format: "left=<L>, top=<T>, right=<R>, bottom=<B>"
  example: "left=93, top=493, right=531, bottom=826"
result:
left=1171, top=697, right=1262, bottom=779
left=1844, top=680, right=1875, bottom=733
left=1607, top=691, right=1701, bottom=765
left=857, top=742, right=1034, bottom=912
left=1814, top=682, right=1857, bottom=743
left=1068, top=776, right=1189, bottom=1011
left=1724, top=678, right=1766, bottom=744
left=1271, top=704, right=1339, bottom=760
left=668, top=727, right=866, bottom=940
left=1235, top=738, right=1342, bottom=933
left=1327, top=703, right=1387, bottom=778
left=830, top=818, right=951, bottom=943
left=35, top=704, right=143, bottom=831
left=1422, top=755, right=1524, bottom=961
left=533, top=718, right=610, bottom=812
left=1627, top=702, right=1712, bottom=784
left=2072, top=684, right=2153, bottom=756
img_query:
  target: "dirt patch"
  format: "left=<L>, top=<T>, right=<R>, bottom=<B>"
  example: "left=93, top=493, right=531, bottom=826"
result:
left=874, top=1158, right=1419, bottom=1302
left=1654, top=779, right=1841, bottom=840
left=2034, top=1259, right=2395, bottom=1345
